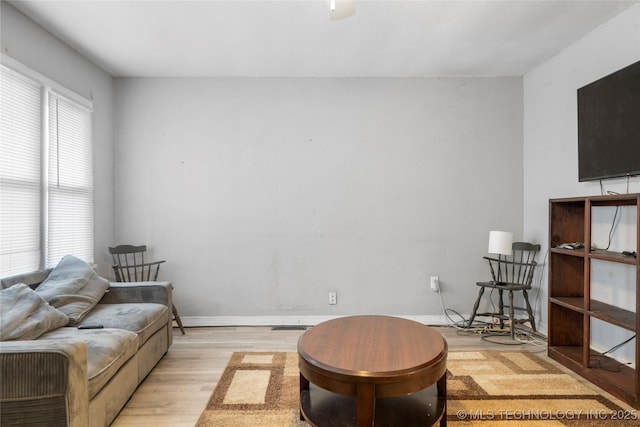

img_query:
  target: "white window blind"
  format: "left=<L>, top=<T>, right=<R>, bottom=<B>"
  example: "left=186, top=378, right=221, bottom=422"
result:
left=0, top=66, right=42, bottom=276
left=47, top=93, right=94, bottom=267
left=0, top=61, right=94, bottom=277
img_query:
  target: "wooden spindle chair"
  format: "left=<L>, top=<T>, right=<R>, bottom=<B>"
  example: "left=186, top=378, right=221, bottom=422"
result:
left=108, top=244, right=185, bottom=334
left=468, top=242, right=540, bottom=339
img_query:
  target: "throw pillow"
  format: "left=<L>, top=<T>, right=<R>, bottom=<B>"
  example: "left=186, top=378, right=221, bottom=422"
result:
left=36, top=255, right=110, bottom=326
left=0, top=284, right=69, bottom=341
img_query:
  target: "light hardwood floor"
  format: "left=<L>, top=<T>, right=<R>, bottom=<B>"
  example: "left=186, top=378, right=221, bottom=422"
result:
left=111, top=325, right=633, bottom=426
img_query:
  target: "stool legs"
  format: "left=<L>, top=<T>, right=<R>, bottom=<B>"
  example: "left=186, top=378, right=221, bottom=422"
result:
left=508, top=290, right=516, bottom=339
left=469, top=285, right=536, bottom=339
left=172, top=303, right=185, bottom=334
left=506, top=290, right=536, bottom=339
left=468, top=287, right=485, bottom=327
left=522, top=289, right=536, bottom=332
left=497, top=289, right=505, bottom=329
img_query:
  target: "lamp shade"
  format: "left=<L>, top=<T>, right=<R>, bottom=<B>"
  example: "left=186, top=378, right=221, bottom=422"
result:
left=329, top=0, right=355, bottom=20
left=488, top=231, right=513, bottom=256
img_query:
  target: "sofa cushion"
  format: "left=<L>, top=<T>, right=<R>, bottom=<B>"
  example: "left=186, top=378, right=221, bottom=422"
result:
left=35, top=255, right=110, bottom=325
left=0, top=284, right=69, bottom=341
left=80, top=303, right=169, bottom=346
left=39, top=327, right=139, bottom=399
left=0, top=269, right=52, bottom=290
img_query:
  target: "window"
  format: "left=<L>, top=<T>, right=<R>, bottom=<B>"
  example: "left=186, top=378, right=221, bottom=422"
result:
left=47, top=93, right=94, bottom=267
left=0, top=66, right=41, bottom=275
left=0, top=61, right=94, bottom=277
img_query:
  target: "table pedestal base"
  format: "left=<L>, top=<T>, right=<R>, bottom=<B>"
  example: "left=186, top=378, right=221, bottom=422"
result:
left=300, top=383, right=445, bottom=427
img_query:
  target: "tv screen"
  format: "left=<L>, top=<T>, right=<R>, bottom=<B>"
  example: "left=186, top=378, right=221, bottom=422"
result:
left=577, top=60, right=640, bottom=182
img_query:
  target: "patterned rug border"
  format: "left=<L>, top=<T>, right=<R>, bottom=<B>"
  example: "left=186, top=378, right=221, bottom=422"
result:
left=447, top=350, right=624, bottom=403
left=206, top=352, right=287, bottom=411
left=196, top=350, right=638, bottom=426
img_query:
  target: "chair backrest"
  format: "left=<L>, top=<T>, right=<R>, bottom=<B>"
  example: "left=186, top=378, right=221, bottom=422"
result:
left=485, top=242, right=540, bottom=288
left=108, top=244, right=165, bottom=282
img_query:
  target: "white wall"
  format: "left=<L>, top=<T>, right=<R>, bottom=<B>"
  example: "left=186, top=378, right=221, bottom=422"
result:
left=524, top=5, right=640, bottom=358
left=0, top=3, right=115, bottom=278
left=7, top=0, right=636, bottom=331
left=114, top=76, right=524, bottom=324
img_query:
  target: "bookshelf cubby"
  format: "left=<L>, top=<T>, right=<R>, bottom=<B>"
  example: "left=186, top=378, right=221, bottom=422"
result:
left=548, top=193, right=640, bottom=407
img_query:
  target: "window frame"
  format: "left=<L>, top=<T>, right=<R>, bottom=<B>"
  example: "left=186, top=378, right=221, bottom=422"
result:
left=1, top=54, right=94, bottom=276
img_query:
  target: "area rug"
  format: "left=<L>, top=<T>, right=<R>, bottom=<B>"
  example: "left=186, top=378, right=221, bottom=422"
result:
left=195, top=350, right=638, bottom=426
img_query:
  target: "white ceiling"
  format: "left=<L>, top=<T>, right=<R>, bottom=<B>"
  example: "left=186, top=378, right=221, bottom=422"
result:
left=8, top=0, right=639, bottom=78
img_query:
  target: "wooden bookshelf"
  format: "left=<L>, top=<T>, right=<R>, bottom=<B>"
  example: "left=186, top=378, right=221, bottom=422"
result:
left=548, top=194, right=640, bottom=408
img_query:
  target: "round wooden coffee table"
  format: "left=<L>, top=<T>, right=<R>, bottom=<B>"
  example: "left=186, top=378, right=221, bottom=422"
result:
left=298, top=315, right=447, bottom=427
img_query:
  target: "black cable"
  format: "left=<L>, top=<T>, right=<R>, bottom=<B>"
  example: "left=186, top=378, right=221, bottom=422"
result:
left=604, top=205, right=620, bottom=250
left=480, top=332, right=525, bottom=346
left=443, top=303, right=493, bottom=330
left=437, top=285, right=498, bottom=330
left=591, top=335, right=636, bottom=372
left=602, top=334, right=635, bottom=355
left=444, top=307, right=468, bottom=328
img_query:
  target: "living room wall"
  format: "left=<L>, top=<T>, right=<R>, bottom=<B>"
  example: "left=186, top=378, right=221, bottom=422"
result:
left=523, top=4, right=640, bottom=354
left=0, top=2, right=115, bottom=278
left=114, top=76, right=524, bottom=324
left=7, top=0, right=635, bottom=328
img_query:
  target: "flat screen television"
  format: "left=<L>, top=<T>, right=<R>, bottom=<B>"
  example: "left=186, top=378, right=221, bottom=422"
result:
left=577, top=60, right=640, bottom=182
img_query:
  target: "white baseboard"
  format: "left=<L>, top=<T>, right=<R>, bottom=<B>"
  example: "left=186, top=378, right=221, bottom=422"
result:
left=181, top=314, right=451, bottom=327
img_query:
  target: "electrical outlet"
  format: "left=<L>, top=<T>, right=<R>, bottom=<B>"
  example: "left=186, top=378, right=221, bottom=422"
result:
left=328, top=292, right=337, bottom=305
left=430, top=276, right=439, bottom=292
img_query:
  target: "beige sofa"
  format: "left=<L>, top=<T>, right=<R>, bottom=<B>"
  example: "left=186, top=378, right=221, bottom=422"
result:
left=0, top=256, right=173, bottom=426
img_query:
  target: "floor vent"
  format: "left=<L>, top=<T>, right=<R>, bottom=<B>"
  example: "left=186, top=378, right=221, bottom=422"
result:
left=271, top=325, right=308, bottom=331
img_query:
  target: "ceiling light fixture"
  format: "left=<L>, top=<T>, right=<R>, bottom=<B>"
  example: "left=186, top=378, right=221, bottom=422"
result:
left=329, top=0, right=355, bottom=20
